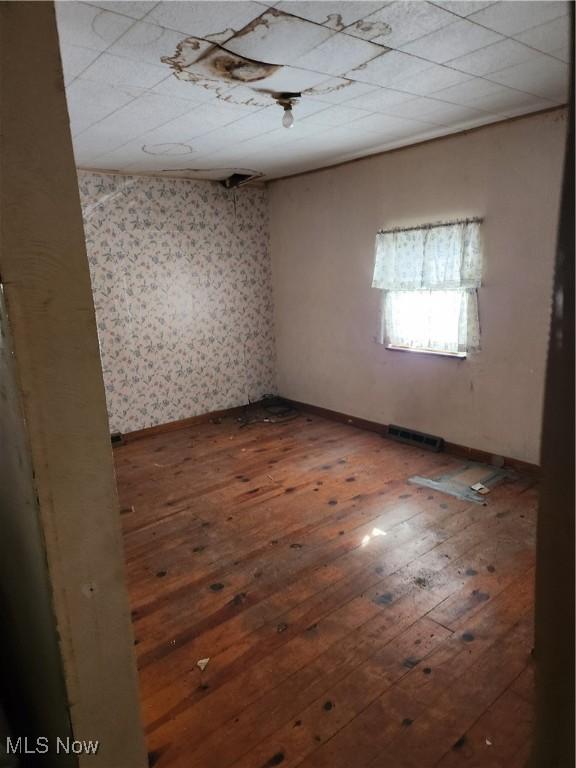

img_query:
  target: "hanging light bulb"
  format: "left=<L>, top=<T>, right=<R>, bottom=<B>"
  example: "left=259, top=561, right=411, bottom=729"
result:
left=274, top=93, right=300, bottom=129
left=282, top=106, right=294, bottom=129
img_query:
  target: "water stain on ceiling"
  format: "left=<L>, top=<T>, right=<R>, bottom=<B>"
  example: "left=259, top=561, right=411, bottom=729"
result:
left=348, top=18, right=392, bottom=39
left=142, top=142, right=194, bottom=156
left=160, top=8, right=349, bottom=107
left=162, top=38, right=280, bottom=87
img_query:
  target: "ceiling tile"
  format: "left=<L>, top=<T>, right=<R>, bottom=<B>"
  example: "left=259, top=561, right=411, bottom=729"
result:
left=173, top=122, right=268, bottom=156
left=134, top=101, right=250, bottom=144
left=80, top=51, right=168, bottom=88
left=224, top=9, right=336, bottom=65
left=433, top=76, right=515, bottom=105
left=390, top=62, right=472, bottom=95
left=468, top=1, right=568, bottom=36
left=87, top=138, right=166, bottom=170
left=430, top=1, right=496, bottom=17
left=200, top=84, right=270, bottom=110
left=55, top=2, right=134, bottom=51
left=487, top=55, right=569, bottom=100
left=302, top=104, right=373, bottom=127
left=208, top=106, right=282, bottom=135
left=345, top=86, right=417, bottom=111
left=226, top=131, right=294, bottom=154
left=139, top=140, right=199, bottom=160
left=65, top=78, right=143, bottom=134
left=289, top=98, right=345, bottom=120
left=86, top=1, right=155, bottom=20
left=164, top=146, right=262, bottom=171
left=264, top=120, right=336, bottom=141
left=294, top=32, right=386, bottom=77
left=434, top=76, right=554, bottom=113
left=99, top=94, right=197, bottom=146
left=106, top=21, right=193, bottom=67
left=120, top=152, right=214, bottom=174
left=152, top=74, right=225, bottom=103
left=81, top=152, right=134, bottom=171
left=276, top=2, right=387, bottom=30
left=414, top=100, right=493, bottom=125
left=500, top=96, right=558, bottom=118
left=326, top=125, right=396, bottom=146
left=302, top=78, right=378, bottom=104
left=549, top=45, right=570, bottom=63
left=400, top=18, right=503, bottom=63
left=147, top=1, right=265, bottom=40
left=381, top=95, right=488, bottom=124
left=57, top=0, right=568, bottom=179
left=73, top=125, right=136, bottom=164
left=514, top=16, right=571, bottom=56
left=286, top=124, right=340, bottom=146
left=351, top=111, right=436, bottom=136
left=346, top=49, right=431, bottom=84
left=221, top=121, right=330, bottom=155
left=59, top=44, right=102, bottom=84
left=447, top=38, right=540, bottom=75
left=345, top=1, right=456, bottom=47
left=72, top=94, right=199, bottom=166
left=250, top=65, right=333, bottom=93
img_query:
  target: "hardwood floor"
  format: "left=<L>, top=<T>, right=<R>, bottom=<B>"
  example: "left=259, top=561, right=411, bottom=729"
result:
left=114, top=413, right=537, bottom=768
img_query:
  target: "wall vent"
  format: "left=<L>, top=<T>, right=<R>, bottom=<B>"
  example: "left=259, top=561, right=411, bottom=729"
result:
left=387, top=424, right=444, bottom=452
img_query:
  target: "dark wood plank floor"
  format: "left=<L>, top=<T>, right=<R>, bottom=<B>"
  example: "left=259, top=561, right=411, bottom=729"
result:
left=114, top=413, right=537, bottom=768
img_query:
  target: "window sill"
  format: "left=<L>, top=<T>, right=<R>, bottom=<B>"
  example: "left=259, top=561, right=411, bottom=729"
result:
left=386, top=345, right=467, bottom=359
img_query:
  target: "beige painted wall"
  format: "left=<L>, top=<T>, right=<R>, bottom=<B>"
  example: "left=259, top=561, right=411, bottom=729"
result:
left=269, top=110, right=567, bottom=464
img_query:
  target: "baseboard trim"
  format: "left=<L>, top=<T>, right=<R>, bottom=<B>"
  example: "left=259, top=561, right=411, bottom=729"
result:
left=282, top=398, right=540, bottom=476
left=117, top=402, right=254, bottom=444
left=117, top=396, right=540, bottom=476
left=442, top=441, right=540, bottom=477
left=282, top=398, right=389, bottom=436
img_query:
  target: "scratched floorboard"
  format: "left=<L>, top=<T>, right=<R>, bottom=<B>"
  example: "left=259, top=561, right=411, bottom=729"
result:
left=114, top=413, right=537, bottom=768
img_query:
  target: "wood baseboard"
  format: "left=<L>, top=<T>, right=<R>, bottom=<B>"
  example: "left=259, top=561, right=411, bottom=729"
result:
left=282, top=398, right=540, bottom=476
left=117, top=402, right=256, bottom=444
left=117, top=396, right=540, bottom=476
left=442, top=442, right=540, bottom=476
left=281, top=398, right=389, bottom=436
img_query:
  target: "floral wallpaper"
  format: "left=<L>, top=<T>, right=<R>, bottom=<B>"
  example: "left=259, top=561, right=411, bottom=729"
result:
left=77, top=171, right=276, bottom=434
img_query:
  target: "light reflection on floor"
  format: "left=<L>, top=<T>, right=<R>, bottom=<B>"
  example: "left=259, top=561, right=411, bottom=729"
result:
left=361, top=527, right=387, bottom=547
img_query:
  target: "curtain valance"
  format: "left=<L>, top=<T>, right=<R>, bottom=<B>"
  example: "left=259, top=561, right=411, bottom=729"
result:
left=372, top=219, right=482, bottom=291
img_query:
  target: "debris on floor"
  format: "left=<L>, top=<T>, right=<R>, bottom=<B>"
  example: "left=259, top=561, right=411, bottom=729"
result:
left=408, top=462, right=515, bottom=503
left=470, top=482, right=490, bottom=494
left=237, top=396, right=300, bottom=427
left=197, top=658, right=210, bottom=671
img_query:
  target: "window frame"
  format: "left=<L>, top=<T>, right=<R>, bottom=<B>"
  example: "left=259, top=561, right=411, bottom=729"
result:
left=373, top=217, right=483, bottom=358
left=385, top=343, right=467, bottom=359
left=380, top=288, right=470, bottom=359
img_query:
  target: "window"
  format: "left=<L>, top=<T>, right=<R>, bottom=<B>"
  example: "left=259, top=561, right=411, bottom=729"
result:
left=372, top=219, right=482, bottom=356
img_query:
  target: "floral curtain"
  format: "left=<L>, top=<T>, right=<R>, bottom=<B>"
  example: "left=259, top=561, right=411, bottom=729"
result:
left=373, top=220, right=482, bottom=354
left=372, top=220, right=482, bottom=291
